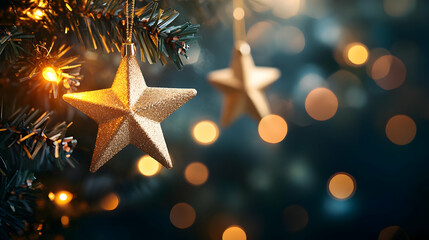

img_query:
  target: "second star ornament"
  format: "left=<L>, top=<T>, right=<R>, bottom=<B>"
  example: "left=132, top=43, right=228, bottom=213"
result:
left=208, top=41, right=280, bottom=127
left=63, top=43, right=196, bottom=172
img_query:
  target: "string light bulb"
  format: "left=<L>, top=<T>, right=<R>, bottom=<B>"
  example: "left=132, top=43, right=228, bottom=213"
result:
left=34, top=9, right=44, bottom=19
left=54, top=190, right=73, bottom=206
left=42, top=66, right=60, bottom=83
left=48, top=192, right=55, bottom=201
left=25, top=7, right=45, bottom=21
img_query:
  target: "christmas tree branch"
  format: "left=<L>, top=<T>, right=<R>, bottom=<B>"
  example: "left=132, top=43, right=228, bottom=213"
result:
left=0, top=25, right=34, bottom=72
left=16, top=41, right=82, bottom=99
left=8, top=0, right=199, bottom=70
left=134, top=1, right=199, bottom=69
left=0, top=106, right=77, bottom=171
left=0, top=158, right=40, bottom=239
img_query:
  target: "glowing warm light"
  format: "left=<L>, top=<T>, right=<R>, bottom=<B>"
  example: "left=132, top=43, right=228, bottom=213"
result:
left=35, top=9, right=43, bottom=17
left=170, top=203, right=196, bottom=229
left=192, top=120, right=219, bottom=145
left=384, top=0, right=416, bottom=17
left=385, top=115, right=416, bottom=145
left=26, top=8, right=44, bottom=20
left=233, top=7, right=245, bottom=20
left=283, top=205, right=308, bottom=232
left=42, top=67, right=60, bottom=83
left=184, top=162, right=209, bottom=186
left=54, top=191, right=73, bottom=206
left=48, top=192, right=55, bottom=201
left=371, top=55, right=406, bottom=90
left=258, top=114, right=288, bottom=144
left=137, top=155, right=161, bottom=177
left=100, top=193, right=119, bottom=211
left=328, top=173, right=356, bottom=200
left=272, top=0, right=301, bottom=19
left=222, top=226, right=247, bottom=240
left=345, top=43, right=369, bottom=66
left=305, top=88, right=338, bottom=121
left=61, top=216, right=69, bottom=227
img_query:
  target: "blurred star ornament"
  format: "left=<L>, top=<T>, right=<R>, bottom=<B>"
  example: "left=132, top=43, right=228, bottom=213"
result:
left=63, top=43, right=196, bottom=172
left=208, top=41, right=280, bottom=126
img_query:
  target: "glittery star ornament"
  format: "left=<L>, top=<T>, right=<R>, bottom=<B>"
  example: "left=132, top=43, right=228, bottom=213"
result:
left=63, top=43, right=196, bottom=172
left=208, top=41, right=280, bottom=126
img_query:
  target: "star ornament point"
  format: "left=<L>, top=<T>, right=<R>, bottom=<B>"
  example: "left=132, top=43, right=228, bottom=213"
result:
left=63, top=55, right=196, bottom=172
left=208, top=41, right=280, bottom=126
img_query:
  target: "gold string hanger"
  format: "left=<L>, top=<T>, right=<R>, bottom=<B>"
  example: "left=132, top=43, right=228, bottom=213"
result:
left=233, top=0, right=246, bottom=42
left=125, top=0, right=135, bottom=43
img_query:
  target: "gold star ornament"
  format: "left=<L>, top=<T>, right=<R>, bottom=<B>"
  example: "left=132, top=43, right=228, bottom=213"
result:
left=208, top=41, right=280, bottom=126
left=63, top=43, right=197, bottom=172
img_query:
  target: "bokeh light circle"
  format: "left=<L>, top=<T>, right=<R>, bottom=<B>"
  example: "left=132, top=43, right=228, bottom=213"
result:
left=385, top=115, right=416, bottom=145
left=345, top=43, right=369, bottom=66
left=170, top=203, right=196, bottom=229
left=100, top=193, right=119, bottom=211
left=222, top=226, right=247, bottom=240
left=384, top=0, right=416, bottom=17
left=258, top=114, right=288, bottom=144
left=48, top=192, right=55, bottom=201
left=378, top=226, right=410, bottom=240
left=328, top=172, right=356, bottom=200
left=272, top=0, right=301, bottom=19
left=54, top=191, right=73, bottom=206
left=61, top=216, right=69, bottom=227
left=275, top=26, right=305, bottom=55
left=137, top=155, right=161, bottom=177
left=283, top=205, right=309, bottom=232
left=371, top=55, right=406, bottom=90
left=233, top=7, right=245, bottom=20
left=192, top=120, right=219, bottom=145
left=185, top=162, right=209, bottom=186
left=305, top=88, right=338, bottom=121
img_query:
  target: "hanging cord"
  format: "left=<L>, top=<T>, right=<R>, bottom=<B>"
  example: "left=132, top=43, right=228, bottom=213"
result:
left=125, top=0, right=135, bottom=43
left=233, top=0, right=246, bottom=42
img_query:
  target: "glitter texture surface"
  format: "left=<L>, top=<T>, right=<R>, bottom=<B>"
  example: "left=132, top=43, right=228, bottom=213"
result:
left=63, top=54, right=197, bottom=172
left=208, top=41, right=280, bottom=126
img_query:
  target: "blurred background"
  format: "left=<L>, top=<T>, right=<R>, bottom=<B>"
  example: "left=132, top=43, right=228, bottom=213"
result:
left=25, top=0, right=429, bottom=239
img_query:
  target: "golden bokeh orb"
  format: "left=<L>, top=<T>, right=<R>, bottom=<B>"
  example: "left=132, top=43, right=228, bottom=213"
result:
left=233, top=7, right=245, bottom=20
left=137, top=155, right=161, bottom=177
left=170, top=203, right=196, bottom=229
left=48, top=192, right=55, bottom=201
left=345, top=43, right=369, bottom=66
left=328, top=172, right=356, bottom=200
left=27, top=8, right=45, bottom=20
left=61, top=216, right=69, bottom=227
left=272, top=0, right=301, bottom=19
left=42, top=67, right=60, bottom=83
left=100, top=193, right=119, bottom=211
left=54, top=191, right=73, bottom=206
left=385, top=115, right=416, bottom=145
left=192, top=120, right=219, bottom=145
left=258, top=114, right=288, bottom=144
left=35, top=9, right=44, bottom=18
left=222, top=225, right=247, bottom=240
left=305, top=88, right=338, bottom=121
left=185, top=162, right=209, bottom=186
